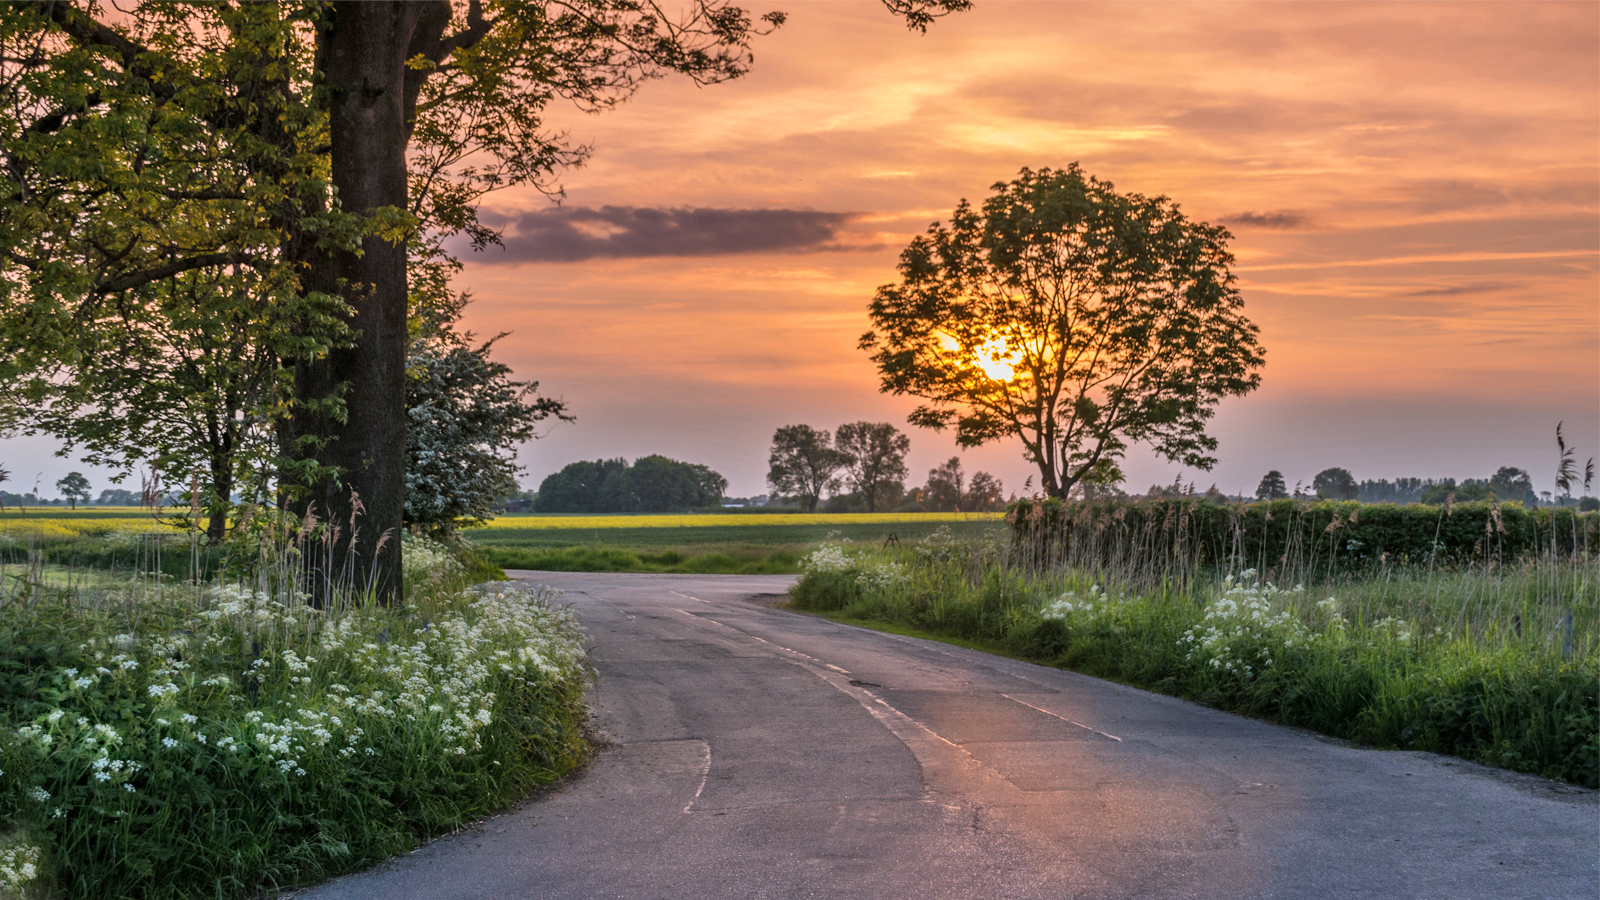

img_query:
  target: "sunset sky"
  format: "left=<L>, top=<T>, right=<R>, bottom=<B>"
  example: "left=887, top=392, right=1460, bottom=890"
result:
left=6, top=1, right=1598, bottom=502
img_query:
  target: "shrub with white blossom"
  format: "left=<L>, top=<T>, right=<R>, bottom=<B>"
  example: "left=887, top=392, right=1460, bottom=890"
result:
left=1179, top=570, right=1310, bottom=677
left=0, top=566, right=587, bottom=900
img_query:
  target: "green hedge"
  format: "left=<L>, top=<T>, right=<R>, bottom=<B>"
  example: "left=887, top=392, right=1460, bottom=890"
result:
left=1007, top=497, right=1598, bottom=578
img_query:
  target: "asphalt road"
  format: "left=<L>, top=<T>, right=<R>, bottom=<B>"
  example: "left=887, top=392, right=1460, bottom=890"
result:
left=307, top=572, right=1598, bottom=900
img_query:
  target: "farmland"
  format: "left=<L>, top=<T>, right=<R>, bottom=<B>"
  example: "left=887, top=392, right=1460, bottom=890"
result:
left=466, top=511, right=1005, bottom=573
left=0, top=508, right=1007, bottom=575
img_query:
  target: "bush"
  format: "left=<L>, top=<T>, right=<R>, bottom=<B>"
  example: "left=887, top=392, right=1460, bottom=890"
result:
left=0, top=567, right=587, bottom=899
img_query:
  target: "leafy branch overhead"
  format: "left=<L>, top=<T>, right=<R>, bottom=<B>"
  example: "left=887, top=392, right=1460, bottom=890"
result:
left=0, top=0, right=972, bottom=600
left=861, top=164, right=1266, bottom=499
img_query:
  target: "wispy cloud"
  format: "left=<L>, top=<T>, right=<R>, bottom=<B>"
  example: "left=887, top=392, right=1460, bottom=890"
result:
left=1220, top=210, right=1311, bottom=230
left=1402, top=282, right=1506, bottom=298
left=475, top=206, right=861, bottom=263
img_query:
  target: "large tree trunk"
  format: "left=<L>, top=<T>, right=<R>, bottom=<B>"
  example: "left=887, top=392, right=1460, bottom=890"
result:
left=292, top=3, right=422, bottom=605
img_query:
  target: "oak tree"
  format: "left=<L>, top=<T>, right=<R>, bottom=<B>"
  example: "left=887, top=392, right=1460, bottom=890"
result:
left=55, top=471, right=90, bottom=508
left=862, top=165, right=1266, bottom=499
left=0, top=0, right=969, bottom=601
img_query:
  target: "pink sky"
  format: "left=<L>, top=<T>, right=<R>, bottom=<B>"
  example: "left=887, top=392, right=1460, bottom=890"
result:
left=6, top=1, right=1597, bottom=501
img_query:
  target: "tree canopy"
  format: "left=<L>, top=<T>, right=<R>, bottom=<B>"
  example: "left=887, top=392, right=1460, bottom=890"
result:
left=0, top=0, right=971, bottom=600
left=834, top=421, right=910, bottom=513
left=767, top=424, right=844, bottom=513
left=861, top=165, right=1265, bottom=499
left=1312, top=467, right=1357, bottom=501
left=1255, top=470, right=1288, bottom=501
left=55, top=471, right=90, bottom=508
left=534, top=455, right=725, bottom=513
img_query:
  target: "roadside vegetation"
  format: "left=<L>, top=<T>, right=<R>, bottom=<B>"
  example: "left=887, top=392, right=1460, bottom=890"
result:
left=0, top=521, right=589, bottom=900
left=790, top=498, right=1599, bottom=788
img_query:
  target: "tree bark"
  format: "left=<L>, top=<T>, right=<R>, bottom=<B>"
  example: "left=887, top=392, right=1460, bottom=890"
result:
left=292, top=3, right=424, bottom=604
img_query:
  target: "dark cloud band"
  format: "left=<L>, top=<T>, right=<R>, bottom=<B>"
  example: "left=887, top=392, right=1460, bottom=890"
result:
left=1219, top=210, right=1309, bottom=230
left=476, top=206, right=857, bottom=263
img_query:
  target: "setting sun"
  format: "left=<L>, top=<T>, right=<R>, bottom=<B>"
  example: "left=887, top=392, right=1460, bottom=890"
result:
left=973, top=336, right=1018, bottom=382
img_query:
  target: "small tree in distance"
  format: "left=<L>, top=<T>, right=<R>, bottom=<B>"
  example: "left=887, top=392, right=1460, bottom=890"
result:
left=1255, top=470, right=1288, bottom=501
left=835, top=422, right=911, bottom=513
left=924, top=457, right=965, bottom=511
left=1488, top=467, right=1536, bottom=506
left=768, top=426, right=845, bottom=513
left=965, top=471, right=1006, bottom=511
left=1312, top=468, right=1358, bottom=501
left=56, top=472, right=91, bottom=509
left=862, top=164, right=1265, bottom=499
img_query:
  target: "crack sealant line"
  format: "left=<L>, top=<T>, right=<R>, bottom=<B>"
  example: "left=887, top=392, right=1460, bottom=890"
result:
left=683, top=741, right=712, bottom=814
left=870, top=629, right=1125, bottom=740
left=733, top=609, right=1124, bottom=743
left=863, top=623, right=1130, bottom=716
left=1003, top=694, right=1122, bottom=742
left=676, top=612, right=968, bottom=755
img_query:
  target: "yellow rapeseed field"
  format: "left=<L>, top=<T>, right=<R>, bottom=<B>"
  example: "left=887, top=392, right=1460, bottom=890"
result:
left=0, top=515, right=181, bottom=540
left=470, top=511, right=1005, bottom=530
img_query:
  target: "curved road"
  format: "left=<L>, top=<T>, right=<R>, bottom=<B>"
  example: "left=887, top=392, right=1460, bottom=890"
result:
left=309, top=572, right=1596, bottom=900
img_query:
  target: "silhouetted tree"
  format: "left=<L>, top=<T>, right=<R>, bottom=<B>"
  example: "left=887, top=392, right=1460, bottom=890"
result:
left=964, top=471, right=1006, bottom=511
left=924, top=457, right=964, bottom=511
left=862, top=165, right=1265, bottom=498
left=534, top=459, right=628, bottom=513
left=55, top=472, right=90, bottom=509
left=834, top=421, right=911, bottom=513
left=768, top=425, right=846, bottom=513
left=1312, top=467, right=1358, bottom=501
left=95, top=489, right=140, bottom=507
left=1487, top=466, right=1537, bottom=506
left=1255, top=470, right=1288, bottom=501
left=534, top=456, right=723, bottom=512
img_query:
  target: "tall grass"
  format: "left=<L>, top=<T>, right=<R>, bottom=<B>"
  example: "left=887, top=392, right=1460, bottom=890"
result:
left=792, top=510, right=1599, bottom=787
left=0, top=513, right=587, bottom=900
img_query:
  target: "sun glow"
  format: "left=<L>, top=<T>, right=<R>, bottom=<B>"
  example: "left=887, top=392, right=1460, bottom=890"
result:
left=974, top=336, right=1018, bottom=382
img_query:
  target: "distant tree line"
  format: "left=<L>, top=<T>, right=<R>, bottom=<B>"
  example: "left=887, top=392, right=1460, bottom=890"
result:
left=1252, top=465, right=1596, bottom=510
left=534, top=456, right=728, bottom=513
left=765, top=422, right=1008, bottom=513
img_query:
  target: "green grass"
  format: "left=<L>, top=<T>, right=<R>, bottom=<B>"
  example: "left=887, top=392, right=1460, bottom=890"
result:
left=0, top=507, right=150, bottom=519
left=469, top=515, right=998, bottom=574
left=789, top=537, right=1600, bottom=788
left=482, top=545, right=801, bottom=574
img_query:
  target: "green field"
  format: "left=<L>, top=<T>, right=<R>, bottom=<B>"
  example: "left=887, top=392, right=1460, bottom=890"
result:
left=0, top=509, right=1008, bottom=575
left=466, top=512, right=1005, bottom=574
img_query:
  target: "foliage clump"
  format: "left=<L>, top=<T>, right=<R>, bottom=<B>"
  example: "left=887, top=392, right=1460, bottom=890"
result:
left=862, top=164, right=1265, bottom=498
left=534, top=456, right=727, bottom=513
left=0, top=544, right=587, bottom=900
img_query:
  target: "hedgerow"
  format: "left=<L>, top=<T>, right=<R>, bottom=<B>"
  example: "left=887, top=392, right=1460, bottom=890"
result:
left=1007, top=497, right=1597, bottom=577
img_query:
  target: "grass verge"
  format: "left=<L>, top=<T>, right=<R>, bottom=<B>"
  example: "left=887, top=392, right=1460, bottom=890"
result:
left=788, top=533, right=1599, bottom=788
